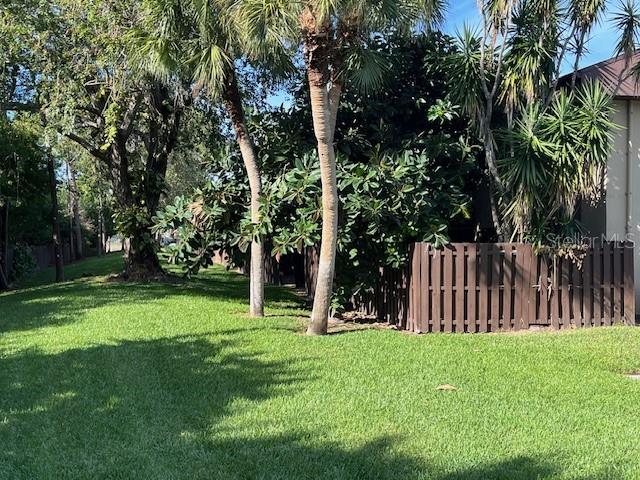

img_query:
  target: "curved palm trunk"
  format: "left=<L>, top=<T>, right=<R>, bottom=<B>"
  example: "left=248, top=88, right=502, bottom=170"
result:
left=306, top=69, right=341, bottom=335
left=222, top=73, right=264, bottom=317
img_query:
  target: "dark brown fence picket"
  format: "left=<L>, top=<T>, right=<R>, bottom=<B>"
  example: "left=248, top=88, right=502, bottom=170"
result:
left=349, top=242, right=635, bottom=333
left=624, top=244, right=636, bottom=324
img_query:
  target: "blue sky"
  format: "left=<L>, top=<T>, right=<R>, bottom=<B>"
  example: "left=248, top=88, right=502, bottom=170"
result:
left=445, top=0, right=620, bottom=72
left=267, top=2, right=622, bottom=107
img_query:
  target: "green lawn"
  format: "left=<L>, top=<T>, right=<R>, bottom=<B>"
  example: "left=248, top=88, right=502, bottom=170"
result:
left=1, top=254, right=640, bottom=479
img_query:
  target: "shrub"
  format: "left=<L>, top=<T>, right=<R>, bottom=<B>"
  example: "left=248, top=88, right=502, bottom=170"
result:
left=10, top=244, right=37, bottom=282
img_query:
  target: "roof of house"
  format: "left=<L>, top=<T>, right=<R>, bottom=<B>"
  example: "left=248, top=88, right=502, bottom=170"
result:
left=566, top=52, right=640, bottom=98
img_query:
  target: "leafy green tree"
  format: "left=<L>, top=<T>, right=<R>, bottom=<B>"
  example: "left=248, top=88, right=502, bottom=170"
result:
left=47, top=2, right=189, bottom=278
left=55, top=141, right=117, bottom=256
left=237, top=0, right=446, bottom=334
left=0, top=117, right=52, bottom=288
left=154, top=147, right=251, bottom=274
left=500, top=82, right=615, bottom=241
left=163, top=107, right=218, bottom=203
left=156, top=31, right=477, bottom=315
left=45, top=144, right=64, bottom=282
left=1, top=0, right=191, bottom=279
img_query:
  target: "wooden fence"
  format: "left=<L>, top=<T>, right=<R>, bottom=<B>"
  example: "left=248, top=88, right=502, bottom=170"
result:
left=6, top=242, right=74, bottom=271
left=354, top=242, right=636, bottom=333
left=5, top=242, right=105, bottom=277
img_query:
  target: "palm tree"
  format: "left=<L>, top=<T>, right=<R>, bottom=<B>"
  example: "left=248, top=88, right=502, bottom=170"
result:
left=140, top=0, right=291, bottom=317
left=237, top=0, right=444, bottom=335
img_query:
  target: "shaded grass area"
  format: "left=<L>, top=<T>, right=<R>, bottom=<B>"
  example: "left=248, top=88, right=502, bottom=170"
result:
left=1, top=254, right=640, bottom=479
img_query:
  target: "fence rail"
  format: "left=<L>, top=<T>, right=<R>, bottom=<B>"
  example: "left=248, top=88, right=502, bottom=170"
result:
left=354, top=242, right=635, bottom=333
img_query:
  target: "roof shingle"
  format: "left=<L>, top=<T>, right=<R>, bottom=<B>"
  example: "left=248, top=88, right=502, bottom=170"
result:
left=566, top=53, right=640, bottom=98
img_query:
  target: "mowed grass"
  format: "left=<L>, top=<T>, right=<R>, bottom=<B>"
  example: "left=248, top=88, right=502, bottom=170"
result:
left=1, top=254, right=640, bottom=479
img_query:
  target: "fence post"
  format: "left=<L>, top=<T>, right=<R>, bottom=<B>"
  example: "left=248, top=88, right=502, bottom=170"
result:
left=467, top=244, right=477, bottom=333
left=592, top=242, right=602, bottom=326
left=455, top=244, right=465, bottom=333
left=624, top=242, right=636, bottom=325
left=443, top=247, right=453, bottom=333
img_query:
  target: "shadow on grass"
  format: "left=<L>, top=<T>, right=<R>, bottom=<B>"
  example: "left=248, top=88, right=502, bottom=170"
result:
left=200, top=436, right=571, bottom=479
left=0, top=280, right=176, bottom=333
left=0, top=331, right=582, bottom=480
left=0, top=333, right=311, bottom=478
left=0, top=256, right=618, bottom=478
left=0, top=260, right=305, bottom=334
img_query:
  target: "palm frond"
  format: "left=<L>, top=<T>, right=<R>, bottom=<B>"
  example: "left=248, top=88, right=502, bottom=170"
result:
left=448, top=25, right=485, bottom=122
left=131, top=0, right=186, bottom=81
left=191, top=44, right=234, bottom=93
left=612, top=0, right=640, bottom=60
left=570, top=0, right=606, bottom=31
left=343, top=46, right=390, bottom=94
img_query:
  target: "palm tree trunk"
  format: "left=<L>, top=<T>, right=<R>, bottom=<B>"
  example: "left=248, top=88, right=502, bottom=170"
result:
left=47, top=153, right=64, bottom=282
left=306, top=68, right=340, bottom=335
left=221, top=72, right=264, bottom=317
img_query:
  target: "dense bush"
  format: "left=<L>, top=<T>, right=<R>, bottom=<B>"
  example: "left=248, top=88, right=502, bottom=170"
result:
left=9, top=243, right=37, bottom=282
left=154, top=32, right=481, bottom=309
left=267, top=150, right=472, bottom=309
left=155, top=132, right=477, bottom=310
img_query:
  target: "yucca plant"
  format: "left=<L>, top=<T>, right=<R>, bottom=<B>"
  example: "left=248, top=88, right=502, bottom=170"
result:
left=449, top=0, right=633, bottom=241
left=500, top=81, right=615, bottom=242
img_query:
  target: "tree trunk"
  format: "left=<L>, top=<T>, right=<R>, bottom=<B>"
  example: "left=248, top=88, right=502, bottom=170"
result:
left=102, top=211, right=108, bottom=253
left=64, top=81, right=185, bottom=281
left=68, top=219, right=76, bottom=262
left=306, top=67, right=340, bottom=335
left=125, top=230, right=162, bottom=280
left=47, top=154, right=64, bottom=282
left=117, top=81, right=183, bottom=281
left=69, top=160, right=83, bottom=259
left=97, top=195, right=104, bottom=256
left=66, top=161, right=76, bottom=262
left=70, top=232, right=76, bottom=260
left=0, top=203, right=8, bottom=290
left=0, top=201, right=8, bottom=279
left=570, top=30, right=587, bottom=90
left=222, top=72, right=264, bottom=317
left=480, top=107, right=504, bottom=239
left=109, top=135, right=165, bottom=280
left=0, top=263, right=8, bottom=290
